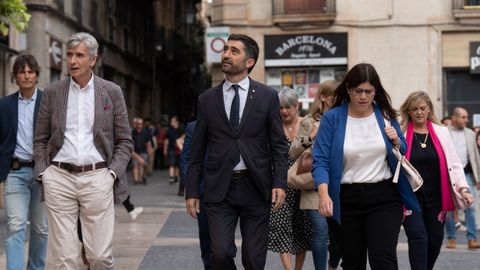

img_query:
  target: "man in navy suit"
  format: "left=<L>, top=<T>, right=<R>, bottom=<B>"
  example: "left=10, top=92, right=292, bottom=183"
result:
left=181, top=120, right=212, bottom=269
left=0, top=54, right=48, bottom=270
left=185, top=34, right=289, bottom=270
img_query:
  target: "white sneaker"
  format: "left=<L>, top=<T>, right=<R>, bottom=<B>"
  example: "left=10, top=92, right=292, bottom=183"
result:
left=129, top=207, right=144, bottom=221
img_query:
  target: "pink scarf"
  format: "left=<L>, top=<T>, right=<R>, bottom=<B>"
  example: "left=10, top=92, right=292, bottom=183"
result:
left=405, top=121, right=455, bottom=220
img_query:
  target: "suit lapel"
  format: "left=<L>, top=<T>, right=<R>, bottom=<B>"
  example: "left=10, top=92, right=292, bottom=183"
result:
left=215, top=82, right=231, bottom=130
left=238, top=77, right=256, bottom=132
left=58, top=80, right=70, bottom=133
left=33, top=90, right=43, bottom=132
left=11, top=92, right=19, bottom=137
left=93, top=76, right=105, bottom=138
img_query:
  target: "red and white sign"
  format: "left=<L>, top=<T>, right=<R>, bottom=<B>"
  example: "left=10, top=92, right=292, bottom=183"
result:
left=205, top=26, right=229, bottom=64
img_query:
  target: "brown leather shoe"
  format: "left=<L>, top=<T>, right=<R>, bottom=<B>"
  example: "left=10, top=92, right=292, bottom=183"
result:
left=468, top=240, right=480, bottom=249
left=446, top=239, right=456, bottom=249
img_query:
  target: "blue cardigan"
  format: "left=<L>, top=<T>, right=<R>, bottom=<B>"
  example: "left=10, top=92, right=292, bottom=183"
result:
left=312, top=103, right=420, bottom=224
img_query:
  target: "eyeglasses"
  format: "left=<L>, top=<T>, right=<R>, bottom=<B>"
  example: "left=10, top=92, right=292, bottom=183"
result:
left=349, top=87, right=375, bottom=96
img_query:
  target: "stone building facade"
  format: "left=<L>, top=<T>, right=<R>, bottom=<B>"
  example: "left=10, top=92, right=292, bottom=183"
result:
left=0, top=0, right=154, bottom=121
left=2, top=0, right=207, bottom=125
left=206, top=0, right=480, bottom=121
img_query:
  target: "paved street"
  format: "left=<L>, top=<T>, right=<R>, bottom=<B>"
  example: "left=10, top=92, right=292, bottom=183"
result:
left=0, top=169, right=479, bottom=269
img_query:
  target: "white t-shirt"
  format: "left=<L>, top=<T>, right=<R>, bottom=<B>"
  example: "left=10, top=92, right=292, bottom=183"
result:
left=342, top=113, right=392, bottom=184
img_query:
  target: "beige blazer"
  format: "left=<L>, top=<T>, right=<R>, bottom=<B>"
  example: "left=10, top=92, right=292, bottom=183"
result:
left=290, top=115, right=318, bottom=210
left=33, top=77, right=133, bottom=203
left=447, top=125, right=480, bottom=184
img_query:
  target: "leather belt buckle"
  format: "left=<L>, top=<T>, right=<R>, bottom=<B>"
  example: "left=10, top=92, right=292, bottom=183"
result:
left=11, top=159, right=20, bottom=170
left=232, top=170, right=247, bottom=180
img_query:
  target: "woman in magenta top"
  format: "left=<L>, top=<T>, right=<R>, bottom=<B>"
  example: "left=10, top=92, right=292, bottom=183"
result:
left=399, top=91, right=474, bottom=270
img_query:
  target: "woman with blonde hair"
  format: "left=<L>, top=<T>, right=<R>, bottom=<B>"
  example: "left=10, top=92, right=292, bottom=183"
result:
left=399, top=91, right=474, bottom=270
left=290, top=80, right=339, bottom=270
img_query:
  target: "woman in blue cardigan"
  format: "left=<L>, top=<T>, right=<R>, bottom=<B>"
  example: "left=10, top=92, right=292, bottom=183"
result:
left=312, top=63, right=420, bottom=270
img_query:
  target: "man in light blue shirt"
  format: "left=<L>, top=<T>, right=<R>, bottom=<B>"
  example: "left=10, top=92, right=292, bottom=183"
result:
left=0, top=54, right=48, bottom=270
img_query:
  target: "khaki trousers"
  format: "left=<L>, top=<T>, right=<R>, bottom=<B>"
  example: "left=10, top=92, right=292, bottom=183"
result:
left=43, top=165, right=115, bottom=270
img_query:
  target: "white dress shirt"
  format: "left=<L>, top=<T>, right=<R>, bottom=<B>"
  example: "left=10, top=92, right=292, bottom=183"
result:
left=14, top=88, right=38, bottom=161
left=223, top=76, right=249, bottom=171
left=53, top=74, right=104, bottom=165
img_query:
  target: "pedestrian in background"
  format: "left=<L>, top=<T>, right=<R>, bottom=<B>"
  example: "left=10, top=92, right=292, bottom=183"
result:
left=181, top=120, right=212, bottom=269
left=164, top=115, right=183, bottom=184
left=0, top=54, right=48, bottom=270
left=445, top=107, right=480, bottom=250
left=34, top=32, right=133, bottom=269
left=185, top=34, right=288, bottom=270
left=399, top=91, right=474, bottom=270
left=312, top=63, right=420, bottom=270
left=144, top=118, right=157, bottom=176
left=154, top=121, right=167, bottom=170
left=441, top=117, right=452, bottom=127
left=132, top=117, right=152, bottom=185
left=289, top=80, right=339, bottom=270
left=268, top=88, right=311, bottom=270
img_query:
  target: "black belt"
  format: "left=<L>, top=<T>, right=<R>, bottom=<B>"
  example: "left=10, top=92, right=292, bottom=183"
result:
left=10, top=158, right=34, bottom=170
left=232, top=170, right=248, bottom=180
left=51, top=161, right=107, bottom=174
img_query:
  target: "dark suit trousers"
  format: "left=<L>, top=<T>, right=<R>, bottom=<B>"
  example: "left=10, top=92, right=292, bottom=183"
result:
left=403, top=204, right=444, bottom=270
left=339, top=180, right=403, bottom=270
left=205, top=172, right=270, bottom=270
left=198, top=194, right=213, bottom=270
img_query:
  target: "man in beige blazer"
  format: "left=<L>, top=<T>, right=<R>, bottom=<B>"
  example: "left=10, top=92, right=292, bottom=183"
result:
left=445, top=107, right=480, bottom=250
left=33, top=32, right=133, bottom=269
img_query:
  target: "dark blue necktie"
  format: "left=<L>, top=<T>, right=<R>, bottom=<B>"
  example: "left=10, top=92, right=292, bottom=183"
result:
left=230, top=84, right=240, bottom=131
left=230, top=84, right=240, bottom=165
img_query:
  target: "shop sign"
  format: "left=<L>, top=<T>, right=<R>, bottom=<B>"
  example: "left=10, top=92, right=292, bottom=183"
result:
left=50, top=37, right=62, bottom=71
left=264, top=33, right=347, bottom=67
left=205, top=26, right=229, bottom=64
left=470, top=42, right=480, bottom=74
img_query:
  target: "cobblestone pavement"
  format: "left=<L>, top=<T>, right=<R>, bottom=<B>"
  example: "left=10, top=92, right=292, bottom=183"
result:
left=0, top=169, right=479, bottom=269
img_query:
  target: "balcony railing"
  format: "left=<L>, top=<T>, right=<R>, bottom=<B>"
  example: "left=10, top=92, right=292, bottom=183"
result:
left=453, top=0, right=480, bottom=22
left=273, top=0, right=336, bottom=29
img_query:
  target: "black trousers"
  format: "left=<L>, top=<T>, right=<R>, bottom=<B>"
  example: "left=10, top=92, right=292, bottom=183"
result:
left=198, top=194, right=213, bottom=270
left=327, top=217, right=342, bottom=268
left=403, top=204, right=445, bottom=270
left=205, top=172, right=270, bottom=270
left=338, top=180, right=403, bottom=270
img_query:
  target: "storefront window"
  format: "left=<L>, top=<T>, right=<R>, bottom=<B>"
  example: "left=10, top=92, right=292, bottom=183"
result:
left=466, top=0, right=480, bottom=6
left=266, top=66, right=346, bottom=112
left=444, top=68, right=480, bottom=126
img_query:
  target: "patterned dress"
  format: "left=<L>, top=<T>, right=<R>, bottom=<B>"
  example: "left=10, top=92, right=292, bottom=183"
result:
left=267, top=139, right=312, bottom=254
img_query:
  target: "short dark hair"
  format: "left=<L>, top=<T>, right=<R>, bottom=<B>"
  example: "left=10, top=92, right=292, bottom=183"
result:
left=228, top=34, right=259, bottom=73
left=333, top=63, right=397, bottom=119
left=11, top=54, right=41, bottom=79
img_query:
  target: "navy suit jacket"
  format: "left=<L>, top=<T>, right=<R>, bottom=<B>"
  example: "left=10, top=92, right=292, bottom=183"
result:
left=180, top=121, right=204, bottom=193
left=312, top=102, right=421, bottom=224
left=185, top=78, right=289, bottom=203
left=0, top=90, right=43, bottom=181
